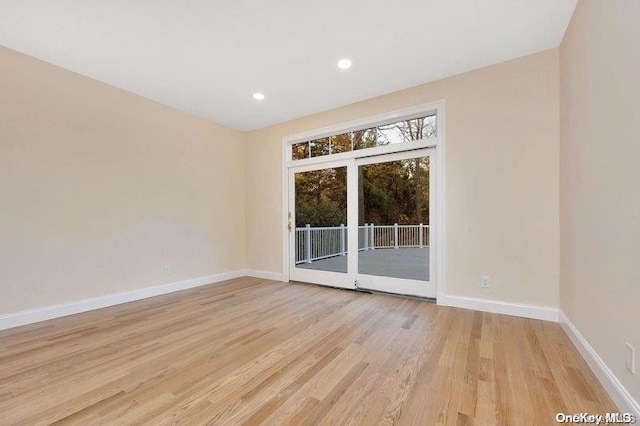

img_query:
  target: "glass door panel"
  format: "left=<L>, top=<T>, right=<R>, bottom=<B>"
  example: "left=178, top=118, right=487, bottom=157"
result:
left=356, top=152, right=435, bottom=298
left=289, top=163, right=355, bottom=289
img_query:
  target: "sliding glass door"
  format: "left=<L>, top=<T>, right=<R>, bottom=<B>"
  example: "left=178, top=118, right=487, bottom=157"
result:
left=288, top=149, right=435, bottom=298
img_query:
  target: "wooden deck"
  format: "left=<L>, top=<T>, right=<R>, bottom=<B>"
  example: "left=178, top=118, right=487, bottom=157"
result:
left=0, top=277, right=616, bottom=424
left=297, top=247, right=430, bottom=281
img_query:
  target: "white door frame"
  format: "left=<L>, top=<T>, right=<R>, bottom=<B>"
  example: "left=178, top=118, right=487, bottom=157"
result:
left=281, top=100, right=446, bottom=304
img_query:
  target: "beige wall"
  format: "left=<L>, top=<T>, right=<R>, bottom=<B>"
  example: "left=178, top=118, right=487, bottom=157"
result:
left=1, top=46, right=562, bottom=316
left=0, top=47, right=246, bottom=315
left=246, top=49, right=560, bottom=308
left=560, top=0, right=640, bottom=401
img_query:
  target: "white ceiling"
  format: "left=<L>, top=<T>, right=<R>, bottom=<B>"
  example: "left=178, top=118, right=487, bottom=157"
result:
left=0, top=0, right=577, bottom=131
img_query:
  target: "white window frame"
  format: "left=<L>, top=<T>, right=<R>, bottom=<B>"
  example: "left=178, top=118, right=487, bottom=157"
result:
left=281, top=100, right=447, bottom=304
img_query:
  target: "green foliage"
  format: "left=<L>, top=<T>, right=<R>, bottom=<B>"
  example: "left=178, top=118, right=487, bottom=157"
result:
left=294, top=158, right=429, bottom=227
left=295, top=167, right=347, bottom=226
left=361, top=158, right=429, bottom=225
left=295, top=198, right=347, bottom=227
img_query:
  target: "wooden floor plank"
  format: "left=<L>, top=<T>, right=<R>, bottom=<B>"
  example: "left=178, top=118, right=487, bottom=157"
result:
left=0, top=278, right=618, bottom=424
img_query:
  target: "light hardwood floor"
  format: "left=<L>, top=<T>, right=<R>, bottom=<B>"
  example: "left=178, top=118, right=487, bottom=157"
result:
left=0, top=277, right=616, bottom=425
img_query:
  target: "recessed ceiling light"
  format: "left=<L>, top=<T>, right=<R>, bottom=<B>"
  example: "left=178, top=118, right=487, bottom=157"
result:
left=252, top=92, right=265, bottom=101
left=337, top=59, right=352, bottom=70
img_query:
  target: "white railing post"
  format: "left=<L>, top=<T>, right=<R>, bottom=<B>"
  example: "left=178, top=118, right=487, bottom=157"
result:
left=419, top=223, right=423, bottom=248
left=425, top=225, right=429, bottom=247
left=364, top=223, right=369, bottom=250
left=340, top=223, right=346, bottom=255
left=394, top=223, right=399, bottom=249
left=305, top=224, right=312, bottom=263
left=370, top=223, right=375, bottom=250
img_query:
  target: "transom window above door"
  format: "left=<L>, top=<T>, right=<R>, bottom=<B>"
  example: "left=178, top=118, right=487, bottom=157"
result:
left=291, top=114, right=437, bottom=161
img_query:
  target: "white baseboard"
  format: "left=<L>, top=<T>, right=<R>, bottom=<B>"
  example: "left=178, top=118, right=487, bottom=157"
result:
left=244, top=269, right=288, bottom=282
left=443, top=295, right=559, bottom=322
left=559, top=311, right=640, bottom=416
left=0, top=270, right=245, bottom=331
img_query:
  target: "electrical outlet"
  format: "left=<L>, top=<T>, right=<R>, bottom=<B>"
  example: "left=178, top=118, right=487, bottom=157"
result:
left=268, top=256, right=274, bottom=265
left=625, top=342, right=636, bottom=374
left=164, top=265, right=172, bottom=276
left=480, top=275, right=491, bottom=289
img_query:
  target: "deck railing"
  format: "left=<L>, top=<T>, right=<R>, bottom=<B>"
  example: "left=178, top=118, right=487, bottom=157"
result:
left=295, top=223, right=429, bottom=264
